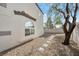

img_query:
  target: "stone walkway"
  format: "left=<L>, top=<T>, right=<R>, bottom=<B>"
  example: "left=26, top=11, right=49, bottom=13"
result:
left=0, top=33, right=79, bottom=56
left=0, top=33, right=55, bottom=56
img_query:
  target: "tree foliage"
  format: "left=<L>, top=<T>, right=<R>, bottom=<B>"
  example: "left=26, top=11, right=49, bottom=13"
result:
left=54, top=15, right=62, bottom=25
left=46, top=16, right=53, bottom=29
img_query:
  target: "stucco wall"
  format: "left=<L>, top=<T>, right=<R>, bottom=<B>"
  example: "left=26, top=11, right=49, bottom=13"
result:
left=0, top=3, right=44, bottom=52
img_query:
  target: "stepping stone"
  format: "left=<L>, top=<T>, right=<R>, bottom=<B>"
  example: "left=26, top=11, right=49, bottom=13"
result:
left=38, top=47, right=44, bottom=52
left=48, top=36, right=55, bottom=40
left=42, top=43, right=48, bottom=47
left=47, top=41, right=51, bottom=43
left=48, top=39, right=52, bottom=40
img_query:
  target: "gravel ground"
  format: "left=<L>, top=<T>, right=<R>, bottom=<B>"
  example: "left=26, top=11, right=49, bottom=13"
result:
left=0, top=33, right=55, bottom=56
left=0, top=33, right=79, bottom=56
left=35, top=34, right=79, bottom=56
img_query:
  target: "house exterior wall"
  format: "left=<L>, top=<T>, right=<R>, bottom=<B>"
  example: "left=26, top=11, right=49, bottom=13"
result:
left=0, top=3, right=44, bottom=52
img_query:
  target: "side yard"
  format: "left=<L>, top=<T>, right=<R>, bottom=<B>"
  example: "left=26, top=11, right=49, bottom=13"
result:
left=0, top=32, right=79, bottom=56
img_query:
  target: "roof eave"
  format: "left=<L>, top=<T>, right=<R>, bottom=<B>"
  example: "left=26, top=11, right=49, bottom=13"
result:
left=35, top=3, right=44, bottom=15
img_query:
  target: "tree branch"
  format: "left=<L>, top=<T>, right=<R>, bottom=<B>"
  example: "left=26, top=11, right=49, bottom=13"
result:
left=56, top=9, right=66, bottom=18
left=63, top=3, right=70, bottom=34
left=66, top=3, right=69, bottom=15
left=56, top=8, right=68, bottom=34
left=73, top=3, right=78, bottom=22
left=70, top=3, right=78, bottom=33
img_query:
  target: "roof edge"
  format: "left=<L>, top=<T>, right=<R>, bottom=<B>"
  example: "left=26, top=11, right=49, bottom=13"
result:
left=35, top=3, right=44, bottom=15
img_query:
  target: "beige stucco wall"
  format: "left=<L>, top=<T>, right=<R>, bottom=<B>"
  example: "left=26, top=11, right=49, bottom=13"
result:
left=0, top=3, right=44, bottom=52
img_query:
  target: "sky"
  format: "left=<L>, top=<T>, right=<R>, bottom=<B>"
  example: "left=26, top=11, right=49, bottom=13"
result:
left=38, top=3, right=49, bottom=14
left=38, top=3, right=49, bottom=23
left=38, top=3, right=79, bottom=23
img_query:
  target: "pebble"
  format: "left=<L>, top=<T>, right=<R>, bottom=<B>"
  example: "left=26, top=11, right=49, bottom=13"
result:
left=38, top=47, right=45, bottom=52
left=47, top=41, right=51, bottom=43
left=42, top=43, right=48, bottom=47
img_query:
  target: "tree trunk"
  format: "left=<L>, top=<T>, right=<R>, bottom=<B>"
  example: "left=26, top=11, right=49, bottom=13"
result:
left=62, top=32, right=72, bottom=45
left=62, top=22, right=76, bottom=45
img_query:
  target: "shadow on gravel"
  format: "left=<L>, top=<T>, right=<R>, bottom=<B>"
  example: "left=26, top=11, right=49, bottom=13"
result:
left=49, top=35, right=79, bottom=56
left=57, top=45, right=79, bottom=56
left=40, top=32, right=55, bottom=38
left=68, top=45, right=79, bottom=56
